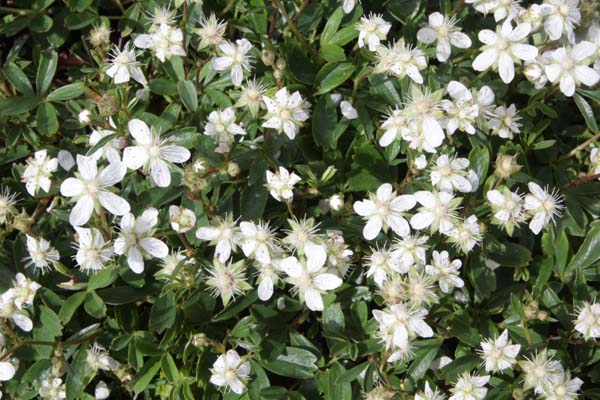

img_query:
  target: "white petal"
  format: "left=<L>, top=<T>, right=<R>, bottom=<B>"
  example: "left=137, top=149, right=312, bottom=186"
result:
left=529, top=212, right=545, bottom=234
left=363, top=216, right=382, bottom=240
left=560, top=73, right=576, bottom=97
left=123, top=146, right=148, bottom=170
left=410, top=212, right=434, bottom=230
left=258, top=278, right=274, bottom=301
left=136, top=208, right=158, bottom=234
left=313, top=273, right=342, bottom=291
left=511, top=44, right=538, bottom=61
left=353, top=200, right=376, bottom=216
left=161, top=146, right=191, bottom=163
left=97, top=191, right=130, bottom=216
left=139, top=238, right=169, bottom=258
left=76, top=155, right=97, bottom=180
left=98, top=162, right=126, bottom=186
left=472, top=49, right=497, bottom=71
left=128, top=119, right=152, bottom=145
left=305, top=242, right=327, bottom=273
left=417, top=27, right=437, bottom=44
left=574, top=66, right=600, bottom=87
left=196, top=227, right=220, bottom=240
left=127, top=246, right=144, bottom=274
left=0, top=362, right=16, bottom=381
left=449, top=32, right=472, bottom=48
left=60, top=178, right=84, bottom=197
left=304, top=288, right=324, bottom=311
left=70, top=196, right=95, bottom=226
left=150, top=160, right=171, bottom=187
left=280, top=256, right=302, bottom=278
left=498, top=52, right=515, bottom=83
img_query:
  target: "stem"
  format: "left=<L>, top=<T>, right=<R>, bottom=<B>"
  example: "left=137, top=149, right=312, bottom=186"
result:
left=271, top=0, right=322, bottom=63
left=452, top=0, right=466, bottom=14
left=566, top=130, right=600, bottom=158
left=1, top=321, right=21, bottom=344
left=221, top=0, right=237, bottom=15
left=0, top=6, right=32, bottom=15
left=562, top=173, right=600, bottom=188
left=352, top=69, right=374, bottom=102
left=111, top=0, right=125, bottom=13
left=178, top=233, right=194, bottom=256
left=285, top=199, right=295, bottom=218
left=0, top=330, right=101, bottom=361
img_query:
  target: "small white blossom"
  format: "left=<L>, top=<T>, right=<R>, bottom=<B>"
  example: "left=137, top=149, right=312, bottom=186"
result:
left=206, top=259, right=251, bottom=306
left=373, top=302, right=433, bottom=350
left=0, top=187, right=18, bottom=224
left=123, top=119, right=191, bottom=187
left=417, top=12, right=472, bottom=62
left=86, top=342, right=117, bottom=373
left=573, top=301, right=600, bottom=340
left=446, top=214, right=482, bottom=254
left=195, top=13, right=227, bottom=49
left=238, top=221, right=279, bottom=264
left=374, top=40, right=428, bottom=84
left=114, top=208, right=169, bottom=274
left=24, top=235, right=60, bottom=273
left=60, top=155, right=129, bottom=227
left=519, top=349, right=564, bottom=393
left=235, top=78, right=267, bottom=117
left=540, top=371, right=583, bottom=400
left=212, top=39, right=254, bottom=86
left=196, top=214, right=239, bottom=263
left=356, top=13, right=391, bottom=51
left=415, top=381, right=446, bottom=400
left=449, top=372, right=490, bottom=400
left=430, top=154, right=474, bottom=193
left=134, top=23, right=186, bottom=62
left=262, top=87, right=310, bottom=140
left=169, top=205, right=196, bottom=233
left=542, top=0, right=581, bottom=43
left=353, top=183, right=416, bottom=240
left=478, top=329, right=521, bottom=372
left=440, top=81, right=479, bottom=135
left=487, top=188, right=526, bottom=235
left=340, top=100, right=358, bottom=119
left=472, top=20, right=538, bottom=83
left=21, top=150, right=58, bottom=196
left=425, top=250, right=464, bottom=293
left=94, top=381, right=110, bottom=400
left=106, top=43, right=147, bottom=85
left=410, top=190, right=461, bottom=235
left=74, top=227, right=114, bottom=273
left=203, top=107, right=247, bottom=153
left=281, top=245, right=342, bottom=311
left=365, top=246, right=403, bottom=286
left=524, top=182, right=563, bottom=234
left=489, top=104, right=522, bottom=139
left=209, top=349, right=251, bottom=395
left=392, top=234, right=429, bottom=271
left=266, top=167, right=301, bottom=202
left=545, top=42, right=600, bottom=97
left=39, top=378, right=66, bottom=400
left=78, top=109, right=91, bottom=125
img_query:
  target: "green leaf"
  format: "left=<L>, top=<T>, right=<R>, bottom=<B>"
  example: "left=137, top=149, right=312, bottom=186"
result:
left=84, top=290, right=107, bottom=319
left=3, top=63, right=34, bottom=96
left=36, top=102, right=59, bottom=135
left=149, top=78, right=178, bottom=96
left=468, top=145, right=490, bottom=186
left=33, top=305, right=62, bottom=357
left=565, top=221, right=600, bottom=280
left=177, top=80, right=198, bottom=112
left=0, top=96, right=42, bottom=116
left=161, top=353, right=179, bottom=383
left=320, top=7, right=344, bottom=45
left=323, top=303, right=345, bottom=333
left=36, top=51, right=58, bottom=96
left=86, top=133, right=118, bottom=157
left=149, top=292, right=176, bottom=332
left=387, top=0, right=422, bottom=22
left=263, top=347, right=319, bottom=379
left=47, top=82, right=86, bottom=101
left=59, top=292, right=86, bottom=324
left=320, top=44, right=346, bottom=63
left=212, top=290, right=259, bottom=322
left=312, top=95, right=338, bottom=149
left=485, top=237, right=532, bottom=267
left=130, top=357, right=162, bottom=394
left=240, top=184, right=268, bottom=221
left=408, top=339, right=442, bottom=380
left=335, top=361, right=369, bottom=384
left=315, top=62, right=355, bottom=95
left=574, top=93, right=599, bottom=134
left=88, top=268, right=118, bottom=290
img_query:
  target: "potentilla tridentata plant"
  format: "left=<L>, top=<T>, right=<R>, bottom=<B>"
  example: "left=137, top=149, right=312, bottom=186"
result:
left=0, top=0, right=600, bottom=398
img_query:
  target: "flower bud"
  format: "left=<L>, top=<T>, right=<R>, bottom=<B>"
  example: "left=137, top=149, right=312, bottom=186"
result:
left=13, top=209, right=33, bottom=234
left=364, top=385, right=395, bottom=400
left=78, top=109, right=91, bottom=125
left=329, top=194, right=344, bottom=211
left=537, top=310, right=549, bottom=321
left=274, top=57, right=286, bottom=71
left=261, top=49, right=276, bottom=66
left=524, top=301, right=539, bottom=320
left=512, top=388, right=525, bottom=400
left=495, top=154, right=521, bottom=179
left=89, top=24, right=111, bottom=47
left=192, top=333, right=210, bottom=347
left=226, top=161, right=240, bottom=177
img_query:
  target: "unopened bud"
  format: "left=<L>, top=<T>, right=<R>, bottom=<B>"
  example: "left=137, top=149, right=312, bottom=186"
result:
left=226, top=161, right=240, bottom=177
left=495, top=154, right=521, bottom=179
left=192, top=333, right=210, bottom=347
left=261, top=49, right=276, bottom=66
left=329, top=194, right=344, bottom=211
left=512, top=388, right=525, bottom=400
left=89, top=24, right=111, bottom=47
left=13, top=209, right=33, bottom=234
left=78, top=109, right=91, bottom=125
left=274, top=58, right=286, bottom=70
left=537, top=310, right=549, bottom=321
left=524, top=301, right=539, bottom=319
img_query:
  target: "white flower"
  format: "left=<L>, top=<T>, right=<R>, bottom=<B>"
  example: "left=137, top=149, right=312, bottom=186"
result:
left=340, top=100, right=358, bottom=119
left=373, top=302, right=433, bottom=349
left=235, top=78, right=267, bottom=117
left=356, top=13, right=391, bottom=51
left=262, top=87, right=310, bottom=140
left=324, top=230, right=353, bottom=277
left=446, top=214, right=482, bottom=254
left=123, top=119, right=191, bottom=187
left=134, top=23, right=186, bottom=62
left=392, top=234, right=429, bottom=271
left=478, top=329, right=521, bottom=372
left=206, top=259, right=251, bottom=306
left=542, top=0, right=581, bottom=43
left=374, top=40, right=428, bottom=84
left=0, top=288, right=33, bottom=331
left=11, top=273, right=40, bottom=310
left=425, top=250, right=464, bottom=293
left=328, top=194, right=345, bottom=211
left=486, top=188, right=526, bottom=235
left=410, top=190, right=461, bottom=235
left=540, top=371, right=583, bottom=400
left=94, top=381, right=110, bottom=400
left=196, top=214, right=239, bottom=263
left=378, top=108, right=412, bottom=148
left=353, top=183, right=416, bottom=240
left=342, top=0, right=358, bottom=13
left=73, top=227, right=114, bottom=273
left=209, top=349, right=251, bottom=395
left=449, top=372, right=490, bottom=400
left=186, top=101, right=226, bottom=140
left=39, top=378, right=66, bottom=400
left=0, top=335, right=17, bottom=382
left=282, top=217, right=321, bottom=255
left=148, top=6, right=177, bottom=30
left=60, top=155, right=129, bottom=227
left=365, top=246, right=403, bottom=286
left=414, top=155, right=428, bottom=170
left=195, top=13, right=227, bottom=49
left=415, top=381, right=446, bottom=400
left=573, top=301, right=600, bottom=339
left=489, top=104, right=521, bottom=139
left=238, top=221, right=279, bottom=264
left=402, top=87, right=446, bottom=153
left=256, top=258, right=281, bottom=301
left=545, top=42, right=600, bottom=97
left=156, top=249, right=192, bottom=278
left=417, top=12, right=472, bottom=62
left=114, top=208, right=168, bottom=274
left=524, top=52, right=552, bottom=88
left=212, top=39, right=254, bottom=86
left=0, top=187, right=18, bottom=224
left=86, top=342, right=117, bottom=373
left=519, top=349, right=564, bottom=393
left=440, top=81, right=479, bottom=135
left=106, top=43, right=147, bottom=85
left=169, top=205, right=196, bottom=233
left=24, top=235, right=59, bottom=273
left=21, top=150, right=58, bottom=196
left=78, top=109, right=91, bottom=125
left=472, top=20, right=538, bottom=83
left=265, top=167, right=301, bottom=202
left=281, top=246, right=342, bottom=311
left=430, top=154, right=474, bottom=193
left=524, top=182, right=563, bottom=234
left=89, top=128, right=126, bottom=164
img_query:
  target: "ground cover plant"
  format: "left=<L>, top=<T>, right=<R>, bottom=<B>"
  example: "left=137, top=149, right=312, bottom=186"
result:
left=1, top=0, right=600, bottom=398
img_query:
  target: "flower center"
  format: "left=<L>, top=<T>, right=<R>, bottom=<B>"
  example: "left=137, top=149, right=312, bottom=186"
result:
left=149, top=145, right=161, bottom=158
